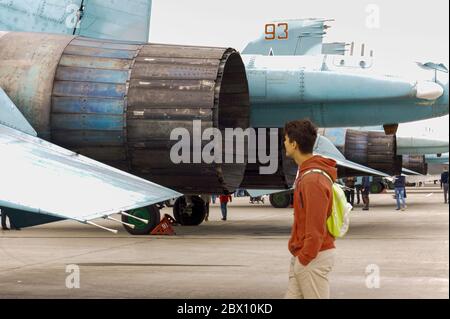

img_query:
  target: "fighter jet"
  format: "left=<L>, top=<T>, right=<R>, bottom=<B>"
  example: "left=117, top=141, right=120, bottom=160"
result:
left=426, top=153, right=449, bottom=165
left=245, top=125, right=448, bottom=208
left=425, top=153, right=449, bottom=176
left=0, top=1, right=390, bottom=233
left=242, top=19, right=448, bottom=134
left=0, top=0, right=448, bottom=234
left=319, top=127, right=449, bottom=175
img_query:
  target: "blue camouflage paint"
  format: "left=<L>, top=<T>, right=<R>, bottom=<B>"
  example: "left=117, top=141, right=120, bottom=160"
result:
left=52, top=97, right=125, bottom=115
left=50, top=36, right=140, bottom=160
left=0, top=0, right=152, bottom=42
left=55, top=67, right=130, bottom=84
left=52, top=114, right=124, bottom=131
left=53, top=81, right=127, bottom=98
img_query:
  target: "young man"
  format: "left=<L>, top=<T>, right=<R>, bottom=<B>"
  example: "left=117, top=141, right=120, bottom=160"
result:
left=283, top=120, right=337, bottom=299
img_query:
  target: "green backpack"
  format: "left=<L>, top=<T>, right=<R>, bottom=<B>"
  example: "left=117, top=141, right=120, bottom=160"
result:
left=302, top=169, right=351, bottom=238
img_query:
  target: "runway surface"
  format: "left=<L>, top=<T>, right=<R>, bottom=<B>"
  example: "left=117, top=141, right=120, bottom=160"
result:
left=0, top=186, right=448, bottom=299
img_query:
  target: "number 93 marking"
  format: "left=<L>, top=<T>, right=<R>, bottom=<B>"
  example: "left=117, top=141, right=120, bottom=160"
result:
left=265, top=23, right=289, bottom=40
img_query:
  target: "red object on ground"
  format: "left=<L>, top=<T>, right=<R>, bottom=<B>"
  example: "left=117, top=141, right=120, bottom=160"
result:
left=151, top=215, right=176, bottom=236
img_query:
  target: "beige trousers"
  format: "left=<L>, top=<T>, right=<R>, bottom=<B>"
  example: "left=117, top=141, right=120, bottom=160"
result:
left=285, top=249, right=336, bottom=299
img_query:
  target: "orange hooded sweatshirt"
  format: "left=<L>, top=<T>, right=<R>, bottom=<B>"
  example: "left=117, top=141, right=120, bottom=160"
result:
left=289, top=155, right=337, bottom=266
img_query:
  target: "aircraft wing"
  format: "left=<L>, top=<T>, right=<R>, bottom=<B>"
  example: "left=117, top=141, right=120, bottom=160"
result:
left=0, top=0, right=152, bottom=42
left=0, top=88, right=181, bottom=230
left=402, top=168, right=422, bottom=176
left=314, top=135, right=390, bottom=177
left=245, top=135, right=389, bottom=198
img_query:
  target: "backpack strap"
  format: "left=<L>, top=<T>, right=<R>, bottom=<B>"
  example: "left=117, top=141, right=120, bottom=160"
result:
left=302, top=169, right=334, bottom=185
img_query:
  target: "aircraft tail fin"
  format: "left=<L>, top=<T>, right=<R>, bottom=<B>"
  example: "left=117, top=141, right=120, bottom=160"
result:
left=0, top=0, right=152, bottom=42
left=76, top=0, right=152, bottom=42
left=242, top=18, right=332, bottom=56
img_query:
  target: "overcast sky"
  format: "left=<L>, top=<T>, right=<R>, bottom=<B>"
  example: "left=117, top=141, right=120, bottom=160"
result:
left=149, top=0, right=449, bottom=140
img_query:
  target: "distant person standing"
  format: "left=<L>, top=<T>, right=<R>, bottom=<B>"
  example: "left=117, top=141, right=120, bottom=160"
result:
left=355, top=177, right=363, bottom=205
left=1, top=208, right=8, bottom=230
left=200, top=195, right=211, bottom=222
left=344, top=177, right=356, bottom=206
left=394, top=175, right=407, bottom=211
left=219, top=194, right=232, bottom=221
left=441, top=168, right=449, bottom=204
left=362, top=176, right=371, bottom=211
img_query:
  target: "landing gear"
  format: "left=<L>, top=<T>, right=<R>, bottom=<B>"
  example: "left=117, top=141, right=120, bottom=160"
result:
left=370, top=182, right=386, bottom=194
left=121, top=205, right=161, bottom=235
left=164, top=198, right=176, bottom=208
left=269, top=191, right=292, bottom=209
left=173, top=196, right=207, bottom=226
left=383, top=123, right=399, bottom=135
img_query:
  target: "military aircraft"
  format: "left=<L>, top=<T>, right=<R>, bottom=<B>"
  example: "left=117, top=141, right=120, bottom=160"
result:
left=320, top=127, right=449, bottom=175
left=426, top=153, right=449, bottom=165
left=425, top=153, right=449, bottom=176
left=0, top=2, right=447, bottom=233
left=242, top=19, right=449, bottom=134
left=245, top=125, right=448, bottom=208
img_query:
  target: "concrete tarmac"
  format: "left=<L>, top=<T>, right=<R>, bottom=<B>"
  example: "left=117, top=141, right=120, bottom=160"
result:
left=0, top=186, right=448, bottom=299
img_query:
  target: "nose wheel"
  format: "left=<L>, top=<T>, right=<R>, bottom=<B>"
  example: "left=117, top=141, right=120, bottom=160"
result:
left=173, top=196, right=207, bottom=226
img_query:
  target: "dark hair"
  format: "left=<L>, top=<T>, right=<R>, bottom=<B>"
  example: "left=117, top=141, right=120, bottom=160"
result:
left=284, top=120, right=318, bottom=154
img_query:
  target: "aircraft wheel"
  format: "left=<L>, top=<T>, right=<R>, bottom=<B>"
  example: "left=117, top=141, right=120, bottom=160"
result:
left=173, top=196, right=206, bottom=226
left=122, top=206, right=161, bottom=235
left=370, top=182, right=385, bottom=194
left=269, top=192, right=291, bottom=208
